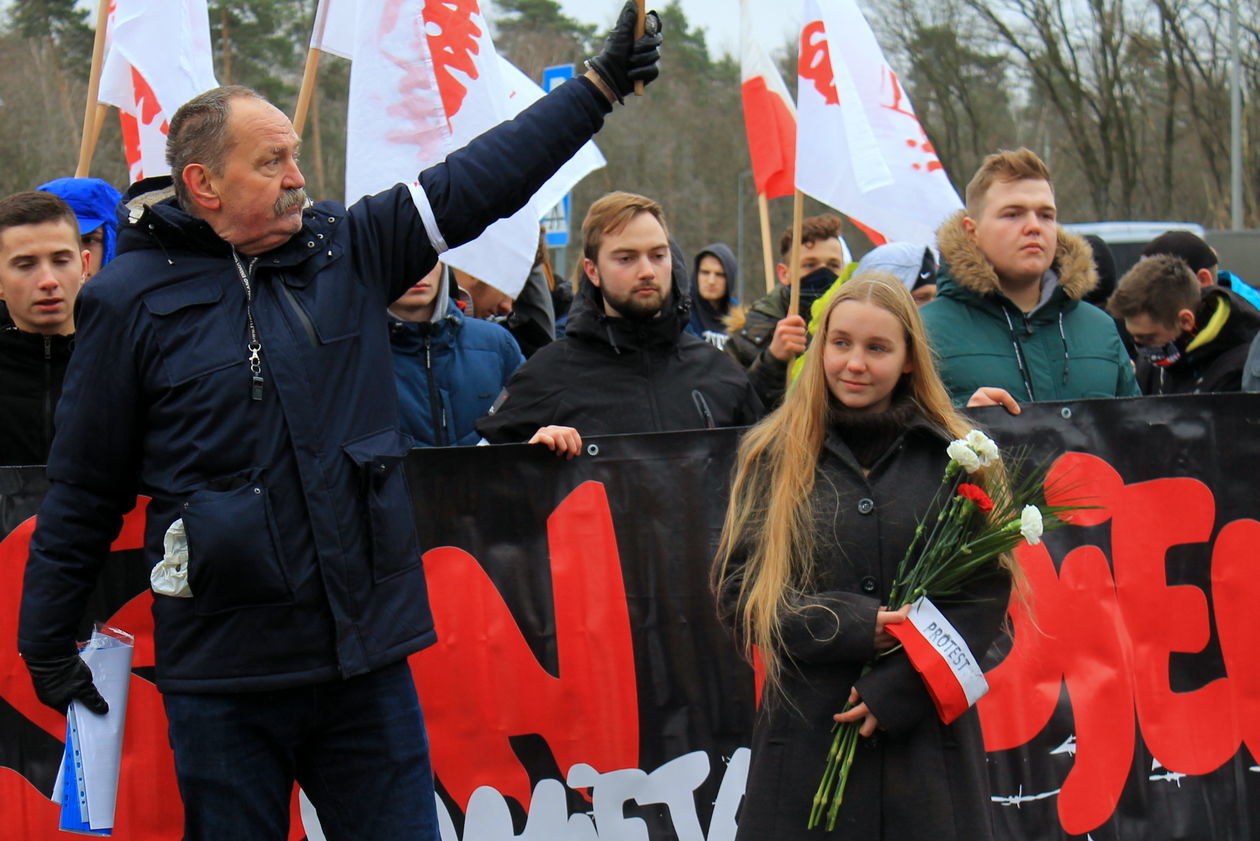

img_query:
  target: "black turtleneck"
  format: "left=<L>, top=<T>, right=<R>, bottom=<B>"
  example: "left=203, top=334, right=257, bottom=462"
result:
left=828, top=392, right=919, bottom=470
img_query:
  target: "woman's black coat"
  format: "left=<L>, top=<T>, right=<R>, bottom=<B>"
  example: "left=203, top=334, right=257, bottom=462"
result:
left=723, top=413, right=1011, bottom=841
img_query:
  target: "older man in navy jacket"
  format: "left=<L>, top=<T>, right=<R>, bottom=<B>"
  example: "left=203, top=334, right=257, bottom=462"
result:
left=16, top=3, right=662, bottom=838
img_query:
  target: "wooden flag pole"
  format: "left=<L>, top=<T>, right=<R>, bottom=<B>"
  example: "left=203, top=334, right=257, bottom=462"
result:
left=293, top=0, right=331, bottom=136
left=86, top=102, right=109, bottom=163
left=758, top=192, right=776, bottom=294
left=785, top=190, right=804, bottom=387
left=75, top=0, right=111, bottom=177
left=293, top=48, right=322, bottom=137
left=633, top=0, right=646, bottom=96
left=787, top=190, right=804, bottom=316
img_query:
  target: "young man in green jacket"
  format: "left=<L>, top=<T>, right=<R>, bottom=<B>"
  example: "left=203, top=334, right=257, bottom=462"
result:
left=922, top=148, right=1139, bottom=411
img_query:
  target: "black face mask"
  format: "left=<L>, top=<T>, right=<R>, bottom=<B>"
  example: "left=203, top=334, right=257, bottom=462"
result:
left=1139, top=338, right=1183, bottom=367
left=798, top=266, right=839, bottom=315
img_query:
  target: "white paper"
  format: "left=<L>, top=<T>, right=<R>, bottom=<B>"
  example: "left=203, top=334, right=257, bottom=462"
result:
left=71, top=630, right=135, bottom=830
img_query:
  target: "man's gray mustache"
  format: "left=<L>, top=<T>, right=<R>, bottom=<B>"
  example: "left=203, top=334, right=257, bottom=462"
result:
left=275, top=188, right=308, bottom=216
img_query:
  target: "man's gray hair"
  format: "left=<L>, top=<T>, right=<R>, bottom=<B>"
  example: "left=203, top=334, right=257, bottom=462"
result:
left=166, top=85, right=267, bottom=208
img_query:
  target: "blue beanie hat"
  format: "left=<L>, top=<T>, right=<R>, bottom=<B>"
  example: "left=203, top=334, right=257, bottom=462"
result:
left=36, top=177, right=123, bottom=268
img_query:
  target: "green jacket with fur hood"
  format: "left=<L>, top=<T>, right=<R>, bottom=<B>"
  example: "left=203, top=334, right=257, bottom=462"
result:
left=922, top=211, right=1139, bottom=405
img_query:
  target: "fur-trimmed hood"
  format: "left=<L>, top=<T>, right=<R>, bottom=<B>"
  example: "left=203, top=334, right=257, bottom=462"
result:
left=935, top=210, right=1099, bottom=301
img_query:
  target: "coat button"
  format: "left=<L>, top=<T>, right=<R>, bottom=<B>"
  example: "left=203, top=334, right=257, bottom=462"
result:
left=857, top=497, right=875, bottom=514
left=860, top=576, right=877, bottom=593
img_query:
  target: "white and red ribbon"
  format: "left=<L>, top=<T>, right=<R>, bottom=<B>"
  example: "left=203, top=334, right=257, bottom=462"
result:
left=886, top=596, right=989, bottom=724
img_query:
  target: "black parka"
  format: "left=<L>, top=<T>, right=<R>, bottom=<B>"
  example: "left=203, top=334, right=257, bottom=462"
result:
left=476, top=264, right=763, bottom=441
left=723, top=411, right=1010, bottom=841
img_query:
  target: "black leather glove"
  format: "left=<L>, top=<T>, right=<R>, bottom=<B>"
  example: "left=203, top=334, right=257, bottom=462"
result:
left=586, top=0, right=664, bottom=104
left=24, top=653, right=110, bottom=715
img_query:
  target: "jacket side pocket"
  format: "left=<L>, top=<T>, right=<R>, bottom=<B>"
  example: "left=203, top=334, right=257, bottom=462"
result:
left=343, top=429, right=421, bottom=582
left=181, top=482, right=293, bottom=615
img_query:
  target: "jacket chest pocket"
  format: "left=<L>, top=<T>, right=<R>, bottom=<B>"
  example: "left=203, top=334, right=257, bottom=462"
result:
left=180, top=480, right=293, bottom=616
left=142, top=278, right=240, bottom=387
left=343, top=428, right=421, bottom=582
left=279, top=278, right=363, bottom=346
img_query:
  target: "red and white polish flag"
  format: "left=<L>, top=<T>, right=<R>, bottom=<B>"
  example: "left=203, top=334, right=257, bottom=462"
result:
left=740, top=0, right=796, bottom=200
left=886, top=596, right=989, bottom=724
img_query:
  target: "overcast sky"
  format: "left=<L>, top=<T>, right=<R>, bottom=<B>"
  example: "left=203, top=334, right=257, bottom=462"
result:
left=554, top=0, right=799, bottom=61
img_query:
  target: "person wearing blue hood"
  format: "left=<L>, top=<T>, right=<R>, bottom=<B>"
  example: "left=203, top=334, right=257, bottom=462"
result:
left=35, top=177, right=122, bottom=280
left=687, top=242, right=739, bottom=349
left=389, top=261, right=524, bottom=447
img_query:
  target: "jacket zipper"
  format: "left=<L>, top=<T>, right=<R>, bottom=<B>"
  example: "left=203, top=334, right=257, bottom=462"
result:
left=279, top=281, right=318, bottom=348
left=43, top=335, right=53, bottom=453
left=423, top=333, right=448, bottom=446
left=640, top=331, right=661, bottom=429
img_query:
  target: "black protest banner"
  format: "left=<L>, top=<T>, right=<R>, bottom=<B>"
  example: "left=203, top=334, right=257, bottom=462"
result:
left=1, top=394, right=1258, bottom=840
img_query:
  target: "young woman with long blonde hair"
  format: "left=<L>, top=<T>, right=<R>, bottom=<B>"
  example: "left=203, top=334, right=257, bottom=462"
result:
left=714, top=271, right=1011, bottom=841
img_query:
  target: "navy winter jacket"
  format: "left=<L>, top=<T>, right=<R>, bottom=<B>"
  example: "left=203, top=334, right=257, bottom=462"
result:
left=18, top=77, right=611, bottom=692
left=390, top=301, right=523, bottom=447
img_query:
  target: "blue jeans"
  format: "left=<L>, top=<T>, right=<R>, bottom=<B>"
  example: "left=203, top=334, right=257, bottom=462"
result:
left=163, top=660, right=438, bottom=841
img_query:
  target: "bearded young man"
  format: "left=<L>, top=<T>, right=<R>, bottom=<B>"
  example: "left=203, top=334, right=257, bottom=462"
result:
left=476, top=191, right=762, bottom=455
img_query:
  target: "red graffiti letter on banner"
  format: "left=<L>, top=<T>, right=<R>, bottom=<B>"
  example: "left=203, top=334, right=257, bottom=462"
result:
left=423, top=0, right=482, bottom=120
left=979, top=473, right=1136, bottom=836
left=1211, top=517, right=1260, bottom=764
left=411, top=481, right=639, bottom=812
left=799, top=21, right=839, bottom=105
left=1104, top=462, right=1236, bottom=774
left=981, top=452, right=1255, bottom=835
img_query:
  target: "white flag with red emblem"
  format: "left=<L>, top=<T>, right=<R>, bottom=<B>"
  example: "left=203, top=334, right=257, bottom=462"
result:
left=324, top=0, right=604, bottom=299
left=795, top=0, right=961, bottom=246
left=97, top=0, right=219, bottom=182
left=740, top=0, right=795, bottom=200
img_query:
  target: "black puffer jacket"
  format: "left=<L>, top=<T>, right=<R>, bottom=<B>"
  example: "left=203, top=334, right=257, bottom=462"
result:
left=0, top=326, right=72, bottom=466
left=476, top=258, right=763, bottom=441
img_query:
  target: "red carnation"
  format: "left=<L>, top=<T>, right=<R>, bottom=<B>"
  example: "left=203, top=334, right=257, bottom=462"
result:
left=957, top=483, right=994, bottom=513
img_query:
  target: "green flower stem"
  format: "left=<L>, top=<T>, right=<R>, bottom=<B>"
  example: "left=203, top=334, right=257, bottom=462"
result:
left=825, top=724, right=860, bottom=830
left=809, top=723, right=846, bottom=827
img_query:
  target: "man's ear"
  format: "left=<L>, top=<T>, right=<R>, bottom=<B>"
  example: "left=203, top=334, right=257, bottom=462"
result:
left=961, top=215, right=978, bottom=239
left=776, top=262, right=789, bottom=286
left=182, top=164, right=221, bottom=211
left=80, top=248, right=91, bottom=281
left=1195, top=268, right=1215, bottom=288
left=1177, top=308, right=1197, bottom=334
left=583, top=257, right=600, bottom=287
